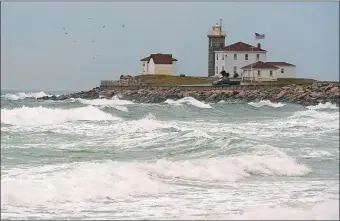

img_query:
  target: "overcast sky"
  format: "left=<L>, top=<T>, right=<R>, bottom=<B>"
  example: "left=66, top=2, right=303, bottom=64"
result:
left=1, top=2, right=339, bottom=91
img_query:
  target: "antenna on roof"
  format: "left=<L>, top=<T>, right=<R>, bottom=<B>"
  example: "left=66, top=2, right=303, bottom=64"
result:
left=220, top=18, right=222, bottom=35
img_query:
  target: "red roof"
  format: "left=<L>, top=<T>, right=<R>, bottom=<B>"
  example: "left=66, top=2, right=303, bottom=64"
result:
left=140, top=53, right=177, bottom=64
left=241, top=61, right=279, bottom=69
left=222, top=41, right=266, bottom=52
left=267, top=62, right=295, bottom=67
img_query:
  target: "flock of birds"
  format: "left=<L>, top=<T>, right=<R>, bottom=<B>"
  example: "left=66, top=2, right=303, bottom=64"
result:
left=61, top=17, right=126, bottom=60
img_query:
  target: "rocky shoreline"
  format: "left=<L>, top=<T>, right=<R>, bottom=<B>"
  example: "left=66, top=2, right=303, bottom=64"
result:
left=39, top=83, right=340, bottom=106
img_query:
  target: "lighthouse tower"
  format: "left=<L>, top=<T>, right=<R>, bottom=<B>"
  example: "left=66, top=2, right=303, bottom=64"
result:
left=207, top=20, right=226, bottom=77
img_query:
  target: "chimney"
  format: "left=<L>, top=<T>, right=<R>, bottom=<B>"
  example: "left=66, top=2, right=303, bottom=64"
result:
left=257, top=43, right=261, bottom=49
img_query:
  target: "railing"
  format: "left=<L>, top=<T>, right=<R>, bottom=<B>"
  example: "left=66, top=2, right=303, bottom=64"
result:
left=100, top=79, right=144, bottom=87
left=100, top=80, right=120, bottom=87
left=242, top=77, right=277, bottom=82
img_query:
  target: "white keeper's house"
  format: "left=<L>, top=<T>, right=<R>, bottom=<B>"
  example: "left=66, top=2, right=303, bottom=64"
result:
left=241, top=61, right=279, bottom=81
left=214, top=41, right=296, bottom=81
left=140, top=53, right=178, bottom=75
left=207, top=21, right=296, bottom=81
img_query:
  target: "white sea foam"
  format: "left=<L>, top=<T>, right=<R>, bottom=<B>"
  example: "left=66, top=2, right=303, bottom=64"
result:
left=1, top=146, right=310, bottom=206
left=306, top=102, right=339, bottom=110
left=1, top=106, right=119, bottom=126
left=248, top=100, right=286, bottom=108
left=165, top=97, right=213, bottom=109
left=77, top=97, right=134, bottom=106
left=223, top=200, right=339, bottom=220
left=77, top=97, right=133, bottom=112
left=290, top=109, right=339, bottom=122
left=1, top=91, right=54, bottom=100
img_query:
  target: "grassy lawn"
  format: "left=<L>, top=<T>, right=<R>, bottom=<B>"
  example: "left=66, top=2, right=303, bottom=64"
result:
left=277, top=78, right=314, bottom=85
left=135, top=74, right=214, bottom=86
left=242, top=78, right=314, bottom=86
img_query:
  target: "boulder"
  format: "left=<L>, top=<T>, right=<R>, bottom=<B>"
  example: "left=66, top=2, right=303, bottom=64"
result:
left=310, top=92, right=322, bottom=98
left=329, top=87, right=339, bottom=94
left=277, top=90, right=286, bottom=99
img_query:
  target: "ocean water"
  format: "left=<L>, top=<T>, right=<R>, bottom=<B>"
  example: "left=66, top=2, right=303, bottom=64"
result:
left=1, top=90, right=339, bottom=220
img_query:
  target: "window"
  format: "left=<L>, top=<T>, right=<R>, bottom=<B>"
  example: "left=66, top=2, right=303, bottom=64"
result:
left=222, top=54, right=224, bottom=60
left=233, top=66, right=237, bottom=74
left=222, top=66, right=224, bottom=71
left=270, top=70, right=273, bottom=76
left=220, top=43, right=224, bottom=48
left=257, top=70, right=261, bottom=76
left=234, top=54, right=237, bottom=60
left=216, top=54, right=218, bottom=60
left=256, top=54, right=260, bottom=61
left=216, top=66, right=218, bottom=75
left=281, top=68, right=284, bottom=73
left=245, top=54, right=248, bottom=61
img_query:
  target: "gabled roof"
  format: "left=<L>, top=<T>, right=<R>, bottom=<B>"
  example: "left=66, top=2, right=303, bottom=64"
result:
left=267, top=62, right=295, bottom=67
left=140, top=53, right=177, bottom=64
left=241, top=61, right=279, bottom=70
left=222, top=41, right=266, bottom=52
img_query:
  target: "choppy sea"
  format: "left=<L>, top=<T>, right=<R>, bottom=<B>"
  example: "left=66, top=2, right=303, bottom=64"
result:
left=1, top=90, right=339, bottom=220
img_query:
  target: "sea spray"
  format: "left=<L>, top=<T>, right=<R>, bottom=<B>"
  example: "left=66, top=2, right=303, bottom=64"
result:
left=1, top=92, right=55, bottom=100
left=165, top=97, right=213, bottom=109
left=248, top=100, right=285, bottom=108
left=306, top=102, right=339, bottom=110
left=1, top=106, right=119, bottom=126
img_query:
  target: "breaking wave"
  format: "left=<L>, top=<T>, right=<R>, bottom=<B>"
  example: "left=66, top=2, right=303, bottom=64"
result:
left=1, top=106, right=119, bottom=126
left=1, top=145, right=310, bottom=207
left=248, top=100, right=285, bottom=108
left=165, top=97, right=213, bottom=109
left=77, top=97, right=133, bottom=112
left=1, top=92, right=54, bottom=100
left=306, top=102, right=339, bottom=110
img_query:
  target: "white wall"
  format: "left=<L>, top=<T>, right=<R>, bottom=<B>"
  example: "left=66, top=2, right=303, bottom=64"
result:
left=140, top=61, right=149, bottom=74
left=276, top=65, right=296, bottom=78
left=242, top=68, right=278, bottom=81
left=154, top=64, right=176, bottom=75
left=215, top=51, right=267, bottom=77
left=147, top=58, right=155, bottom=74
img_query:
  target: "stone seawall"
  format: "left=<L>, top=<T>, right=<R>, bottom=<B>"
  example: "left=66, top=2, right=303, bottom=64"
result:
left=40, top=82, right=340, bottom=107
left=99, top=84, right=287, bottom=91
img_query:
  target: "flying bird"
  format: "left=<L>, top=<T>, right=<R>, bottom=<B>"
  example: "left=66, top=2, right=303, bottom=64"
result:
left=102, top=25, right=106, bottom=28
left=65, top=32, right=68, bottom=35
left=88, top=17, right=92, bottom=20
left=122, top=25, right=125, bottom=28
left=73, top=40, right=76, bottom=43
